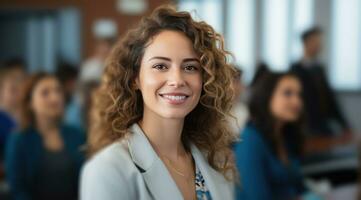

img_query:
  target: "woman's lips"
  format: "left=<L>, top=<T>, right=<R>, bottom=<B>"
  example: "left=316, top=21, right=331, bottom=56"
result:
left=159, top=93, right=189, bottom=105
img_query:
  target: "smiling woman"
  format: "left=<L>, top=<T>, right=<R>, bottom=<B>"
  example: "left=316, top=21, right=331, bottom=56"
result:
left=81, top=5, right=236, bottom=200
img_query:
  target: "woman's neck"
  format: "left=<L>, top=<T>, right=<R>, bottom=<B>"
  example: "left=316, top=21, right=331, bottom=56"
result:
left=139, top=110, right=186, bottom=161
left=274, top=120, right=284, bottom=137
left=273, top=120, right=287, bottom=147
left=274, top=120, right=290, bottom=163
left=36, top=116, right=59, bottom=135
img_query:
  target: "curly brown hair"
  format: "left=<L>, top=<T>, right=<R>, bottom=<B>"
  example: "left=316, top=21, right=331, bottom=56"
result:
left=88, top=5, right=237, bottom=178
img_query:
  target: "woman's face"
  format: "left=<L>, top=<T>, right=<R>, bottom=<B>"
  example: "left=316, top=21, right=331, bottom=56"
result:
left=31, top=77, right=64, bottom=120
left=136, top=30, right=203, bottom=119
left=0, top=69, right=25, bottom=109
left=270, top=76, right=303, bottom=123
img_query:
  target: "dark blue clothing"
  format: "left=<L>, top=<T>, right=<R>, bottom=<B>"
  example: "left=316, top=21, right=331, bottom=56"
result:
left=33, top=149, right=77, bottom=200
left=234, top=123, right=305, bottom=200
left=0, top=111, right=17, bottom=160
left=5, top=124, right=85, bottom=200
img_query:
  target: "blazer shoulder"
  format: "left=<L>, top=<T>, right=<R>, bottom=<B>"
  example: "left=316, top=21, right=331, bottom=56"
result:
left=84, top=140, right=134, bottom=171
left=81, top=140, right=138, bottom=200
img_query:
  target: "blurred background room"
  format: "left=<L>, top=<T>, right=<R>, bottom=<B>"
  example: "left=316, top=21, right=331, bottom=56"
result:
left=0, top=0, right=360, bottom=199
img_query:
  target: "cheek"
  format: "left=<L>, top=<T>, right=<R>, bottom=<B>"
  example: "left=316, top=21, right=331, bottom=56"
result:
left=139, top=74, right=163, bottom=96
left=31, top=96, right=45, bottom=114
left=142, top=77, right=162, bottom=90
left=59, top=96, right=65, bottom=107
left=138, top=73, right=165, bottom=107
left=189, top=76, right=203, bottom=95
left=271, top=96, right=286, bottom=116
left=3, top=86, right=13, bottom=99
left=54, top=97, right=65, bottom=112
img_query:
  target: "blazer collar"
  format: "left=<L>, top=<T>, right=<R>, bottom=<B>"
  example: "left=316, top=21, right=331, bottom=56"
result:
left=127, top=123, right=233, bottom=200
left=127, top=123, right=183, bottom=200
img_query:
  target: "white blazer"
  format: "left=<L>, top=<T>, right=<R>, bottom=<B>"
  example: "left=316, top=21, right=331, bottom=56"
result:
left=80, top=123, right=234, bottom=200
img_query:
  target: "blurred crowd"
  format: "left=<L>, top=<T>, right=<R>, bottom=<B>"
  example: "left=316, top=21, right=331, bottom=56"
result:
left=0, top=36, right=114, bottom=200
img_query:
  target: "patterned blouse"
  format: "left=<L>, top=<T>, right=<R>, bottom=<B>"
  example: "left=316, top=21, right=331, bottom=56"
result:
left=195, top=166, right=212, bottom=200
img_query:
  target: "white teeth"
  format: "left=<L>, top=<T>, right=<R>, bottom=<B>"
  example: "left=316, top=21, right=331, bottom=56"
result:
left=162, top=95, right=186, bottom=101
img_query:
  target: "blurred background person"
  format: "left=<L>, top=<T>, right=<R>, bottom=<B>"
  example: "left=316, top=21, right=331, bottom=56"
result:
left=55, top=63, right=79, bottom=107
left=229, top=67, right=249, bottom=138
left=0, top=58, right=26, bottom=181
left=65, top=79, right=100, bottom=131
left=290, top=27, right=354, bottom=153
left=55, top=62, right=87, bottom=130
left=250, top=62, right=271, bottom=88
left=5, top=73, right=85, bottom=200
left=80, top=36, right=115, bottom=84
left=234, top=72, right=307, bottom=200
left=64, top=67, right=101, bottom=131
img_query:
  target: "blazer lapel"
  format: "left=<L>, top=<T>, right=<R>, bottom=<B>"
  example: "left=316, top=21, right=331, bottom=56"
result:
left=191, top=144, right=234, bottom=200
left=127, top=123, right=183, bottom=200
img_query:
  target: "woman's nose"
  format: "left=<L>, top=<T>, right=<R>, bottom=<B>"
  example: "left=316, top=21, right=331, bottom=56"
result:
left=167, top=67, right=186, bottom=88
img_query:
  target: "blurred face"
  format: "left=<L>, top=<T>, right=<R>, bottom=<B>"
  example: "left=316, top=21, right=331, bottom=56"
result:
left=31, top=77, right=64, bottom=120
left=0, top=69, right=26, bottom=109
left=270, top=76, right=303, bottom=123
left=305, top=34, right=322, bottom=58
left=136, top=30, right=202, bottom=119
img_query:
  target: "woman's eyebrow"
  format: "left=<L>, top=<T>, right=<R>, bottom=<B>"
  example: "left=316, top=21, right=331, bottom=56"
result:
left=183, top=58, right=200, bottom=63
left=148, top=56, right=171, bottom=61
left=148, top=56, right=200, bottom=63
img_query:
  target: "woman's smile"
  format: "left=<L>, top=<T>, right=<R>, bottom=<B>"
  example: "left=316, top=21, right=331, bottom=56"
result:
left=159, top=92, right=190, bottom=105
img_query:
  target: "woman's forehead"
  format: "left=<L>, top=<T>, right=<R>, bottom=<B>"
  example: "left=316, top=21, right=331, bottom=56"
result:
left=142, top=30, right=197, bottom=61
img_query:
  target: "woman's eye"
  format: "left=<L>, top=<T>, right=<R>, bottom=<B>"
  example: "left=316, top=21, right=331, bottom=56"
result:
left=41, top=89, right=49, bottom=97
left=283, top=89, right=295, bottom=98
left=184, top=65, right=198, bottom=72
left=153, top=64, right=168, bottom=71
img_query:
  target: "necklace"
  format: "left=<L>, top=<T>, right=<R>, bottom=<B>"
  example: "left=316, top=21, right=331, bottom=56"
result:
left=162, top=154, right=197, bottom=200
left=161, top=153, right=194, bottom=182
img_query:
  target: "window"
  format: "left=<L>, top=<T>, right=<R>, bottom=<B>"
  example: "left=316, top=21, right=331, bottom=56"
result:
left=330, top=0, right=361, bottom=90
left=262, top=0, right=314, bottom=71
left=291, top=0, right=314, bottom=61
left=262, top=0, right=290, bottom=71
left=178, top=0, right=223, bottom=34
left=226, top=0, right=255, bottom=83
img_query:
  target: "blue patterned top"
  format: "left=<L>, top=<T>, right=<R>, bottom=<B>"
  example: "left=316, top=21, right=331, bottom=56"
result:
left=195, top=166, right=212, bottom=200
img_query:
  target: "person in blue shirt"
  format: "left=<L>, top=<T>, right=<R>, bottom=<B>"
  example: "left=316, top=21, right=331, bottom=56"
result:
left=0, top=59, right=26, bottom=182
left=5, top=73, right=85, bottom=200
left=234, top=72, right=306, bottom=200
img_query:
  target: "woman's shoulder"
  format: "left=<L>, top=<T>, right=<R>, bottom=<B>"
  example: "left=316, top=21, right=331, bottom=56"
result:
left=82, top=140, right=135, bottom=174
left=241, top=123, right=265, bottom=143
left=5, top=128, right=38, bottom=158
left=235, top=123, right=268, bottom=154
left=7, top=128, right=37, bottom=142
left=80, top=140, right=138, bottom=200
